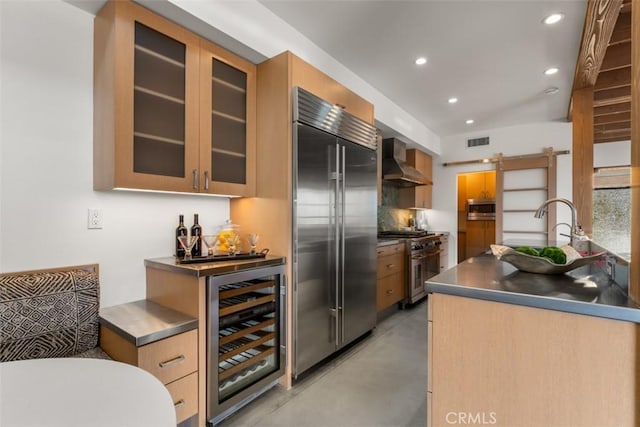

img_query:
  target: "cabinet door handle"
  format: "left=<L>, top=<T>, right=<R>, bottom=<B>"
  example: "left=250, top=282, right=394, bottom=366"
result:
left=204, top=170, right=210, bottom=191
left=334, top=103, right=346, bottom=109
left=159, top=354, right=185, bottom=368
left=192, top=169, right=198, bottom=190
left=174, top=399, right=185, bottom=408
left=386, top=290, right=394, bottom=295
left=386, top=264, right=395, bottom=268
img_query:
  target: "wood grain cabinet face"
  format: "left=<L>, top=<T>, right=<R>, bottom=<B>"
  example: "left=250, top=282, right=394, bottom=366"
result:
left=94, top=0, right=255, bottom=196
left=99, top=326, right=199, bottom=424
left=398, top=149, right=433, bottom=209
left=290, top=54, right=374, bottom=125
left=376, top=244, right=405, bottom=311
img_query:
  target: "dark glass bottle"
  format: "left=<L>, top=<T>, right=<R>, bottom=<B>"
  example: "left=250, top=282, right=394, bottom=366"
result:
left=175, top=214, right=187, bottom=257
left=191, top=213, right=202, bottom=257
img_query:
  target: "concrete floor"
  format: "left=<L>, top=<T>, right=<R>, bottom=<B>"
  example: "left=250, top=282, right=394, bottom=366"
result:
left=219, top=300, right=428, bottom=427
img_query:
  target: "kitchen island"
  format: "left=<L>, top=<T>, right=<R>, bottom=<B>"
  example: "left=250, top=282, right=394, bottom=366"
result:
left=425, top=254, right=639, bottom=427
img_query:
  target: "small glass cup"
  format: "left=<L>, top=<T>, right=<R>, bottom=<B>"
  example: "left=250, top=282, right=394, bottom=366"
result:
left=227, top=234, right=241, bottom=255
left=247, top=234, right=259, bottom=254
left=201, top=235, right=219, bottom=256
left=177, top=235, right=198, bottom=260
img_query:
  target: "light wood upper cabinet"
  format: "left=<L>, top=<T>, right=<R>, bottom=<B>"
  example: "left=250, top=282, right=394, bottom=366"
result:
left=94, top=0, right=255, bottom=196
left=290, top=54, right=374, bottom=124
left=466, top=171, right=495, bottom=200
left=398, top=149, right=433, bottom=209
left=199, top=40, right=256, bottom=197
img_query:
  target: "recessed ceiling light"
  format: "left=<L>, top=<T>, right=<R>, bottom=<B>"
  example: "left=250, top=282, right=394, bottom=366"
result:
left=448, top=97, right=458, bottom=104
left=415, top=57, right=427, bottom=65
left=465, top=119, right=474, bottom=125
left=544, top=87, right=560, bottom=95
left=544, top=67, right=559, bottom=75
left=543, top=13, right=564, bottom=25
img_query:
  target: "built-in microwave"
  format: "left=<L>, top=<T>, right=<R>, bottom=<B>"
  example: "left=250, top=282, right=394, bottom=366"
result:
left=467, top=198, right=496, bottom=220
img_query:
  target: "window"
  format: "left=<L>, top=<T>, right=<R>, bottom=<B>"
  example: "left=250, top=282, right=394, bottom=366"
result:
left=592, top=166, right=630, bottom=259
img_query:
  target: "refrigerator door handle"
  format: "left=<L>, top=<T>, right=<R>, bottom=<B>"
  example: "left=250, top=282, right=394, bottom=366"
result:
left=340, top=144, right=346, bottom=344
left=334, top=143, right=340, bottom=348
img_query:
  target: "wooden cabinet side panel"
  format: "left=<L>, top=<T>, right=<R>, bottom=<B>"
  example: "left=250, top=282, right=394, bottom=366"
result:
left=99, top=324, right=139, bottom=365
left=430, top=294, right=638, bottom=427
left=145, top=268, right=206, bottom=426
left=231, top=51, right=294, bottom=389
left=93, top=1, right=117, bottom=190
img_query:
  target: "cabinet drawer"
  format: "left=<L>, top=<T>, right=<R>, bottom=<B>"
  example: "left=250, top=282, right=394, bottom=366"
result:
left=166, top=371, right=198, bottom=423
left=376, top=273, right=404, bottom=311
left=139, top=329, right=198, bottom=384
left=376, top=252, right=404, bottom=279
left=377, top=243, right=404, bottom=257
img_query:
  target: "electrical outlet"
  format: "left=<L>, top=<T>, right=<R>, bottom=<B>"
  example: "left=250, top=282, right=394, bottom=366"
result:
left=88, top=208, right=103, bottom=229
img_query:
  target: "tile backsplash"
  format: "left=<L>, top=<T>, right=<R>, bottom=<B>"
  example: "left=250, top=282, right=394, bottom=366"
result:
left=378, top=182, right=429, bottom=231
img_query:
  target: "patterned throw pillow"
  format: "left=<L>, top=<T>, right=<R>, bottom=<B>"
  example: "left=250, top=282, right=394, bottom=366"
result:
left=0, top=269, right=99, bottom=362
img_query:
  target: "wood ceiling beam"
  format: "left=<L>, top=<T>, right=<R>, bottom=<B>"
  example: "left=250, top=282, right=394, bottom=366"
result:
left=570, top=0, right=624, bottom=91
left=594, top=66, right=631, bottom=91
left=619, top=0, right=632, bottom=14
left=594, top=135, right=631, bottom=143
left=594, top=121, right=631, bottom=132
left=600, top=42, right=631, bottom=71
left=593, top=85, right=631, bottom=106
left=594, top=129, right=631, bottom=139
left=594, top=101, right=631, bottom=115
left=568, top=0, right=624, bottom=119
left=594, top=111, right=631, bottom=124
left=610, top=9, right=632, bottom=44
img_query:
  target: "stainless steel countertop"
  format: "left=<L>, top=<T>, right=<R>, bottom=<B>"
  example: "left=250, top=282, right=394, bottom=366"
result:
left=426, top=254, right=640, bottom=323
left=144, top=254, right=286, bottom=277
left=99, top=300, right=198, bottom=346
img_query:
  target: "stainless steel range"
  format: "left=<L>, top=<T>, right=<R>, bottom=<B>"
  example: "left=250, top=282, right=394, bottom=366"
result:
left=378, top=231, right=441, bottom=304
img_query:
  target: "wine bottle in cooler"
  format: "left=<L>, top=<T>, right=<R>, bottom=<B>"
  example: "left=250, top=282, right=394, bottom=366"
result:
left=191, top=213, right=202, bottom=257
left=175, top=214, right=188, bottom=257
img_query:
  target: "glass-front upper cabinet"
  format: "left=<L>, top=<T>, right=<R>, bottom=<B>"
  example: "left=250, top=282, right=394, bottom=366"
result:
left=94, top=0, right=200, bottom=192
left=199, top=40, right=256, bottom=197
left=94, top=1, right=255, bottom=196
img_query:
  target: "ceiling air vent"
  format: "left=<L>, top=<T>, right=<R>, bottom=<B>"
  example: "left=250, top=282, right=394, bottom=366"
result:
left=467, top=136, right=489, bottom=148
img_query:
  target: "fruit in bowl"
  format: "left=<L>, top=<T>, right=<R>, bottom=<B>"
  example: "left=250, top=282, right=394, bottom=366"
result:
left=491, top=244, right=605, bottom=274
left=515, top=246, right=567, bottom=265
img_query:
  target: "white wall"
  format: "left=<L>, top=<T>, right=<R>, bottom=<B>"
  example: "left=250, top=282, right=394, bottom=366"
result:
left=0, top=0, right=230, bottom=307
left=427, top=122, right=573, bottom=266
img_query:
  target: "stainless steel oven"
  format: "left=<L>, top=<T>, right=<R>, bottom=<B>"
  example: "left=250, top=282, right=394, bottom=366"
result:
left=407, top=237, right=441, bottom=304
left=467, top=198, right=496, bottom=220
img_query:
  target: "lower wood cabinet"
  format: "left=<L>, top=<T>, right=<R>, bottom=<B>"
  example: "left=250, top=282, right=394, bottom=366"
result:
left=99, top=302, right=199, bottom=425
left=428, top=293, right=638, bottom=427
left=376, top=243, right=405, bottom=311
left=100, top=326, right=199, bottom=424
left=465, top=220, right=495, bottom=259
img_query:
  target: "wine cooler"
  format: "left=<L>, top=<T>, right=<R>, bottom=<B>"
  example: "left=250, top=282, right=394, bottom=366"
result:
left=206, top=264, right=285, bottom=425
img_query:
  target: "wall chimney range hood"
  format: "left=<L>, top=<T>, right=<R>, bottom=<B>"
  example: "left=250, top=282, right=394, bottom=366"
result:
left=382, top=138, right=431, bottom=187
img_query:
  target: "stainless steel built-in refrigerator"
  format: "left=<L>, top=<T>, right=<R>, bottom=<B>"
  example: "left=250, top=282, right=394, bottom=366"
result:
left=293, top=87, right=378, bottom=377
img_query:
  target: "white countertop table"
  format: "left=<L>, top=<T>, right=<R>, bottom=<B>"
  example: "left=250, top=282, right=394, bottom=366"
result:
left=0, top=358, right=175, bottom=427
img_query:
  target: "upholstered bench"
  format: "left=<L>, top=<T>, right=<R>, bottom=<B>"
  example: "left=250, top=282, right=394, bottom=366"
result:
left=0, top=264, right=110, bottom=361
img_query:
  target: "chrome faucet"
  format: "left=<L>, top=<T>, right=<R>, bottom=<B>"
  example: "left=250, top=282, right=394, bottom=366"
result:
left=534, top=198, right=586, bottom=246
